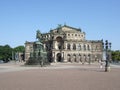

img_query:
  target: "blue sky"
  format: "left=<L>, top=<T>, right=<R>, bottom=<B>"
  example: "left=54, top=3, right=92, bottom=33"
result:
left=0, top=0, right=120, bottom=50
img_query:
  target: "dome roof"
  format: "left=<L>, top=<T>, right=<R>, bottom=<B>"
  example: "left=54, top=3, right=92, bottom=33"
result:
left=34, top=41, right=43, bottom=45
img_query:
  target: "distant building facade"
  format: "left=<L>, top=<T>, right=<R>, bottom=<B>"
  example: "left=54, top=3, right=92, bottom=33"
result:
left=25, top=25, right=103, bottom=63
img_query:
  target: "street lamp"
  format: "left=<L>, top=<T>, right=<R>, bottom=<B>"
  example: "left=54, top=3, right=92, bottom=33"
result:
left=102, top=40, right=112, bottom=72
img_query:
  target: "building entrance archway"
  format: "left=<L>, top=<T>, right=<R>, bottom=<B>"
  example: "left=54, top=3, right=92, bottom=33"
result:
left=67, top=54, right=71, bottom=62
left=57, top=53, right=62, bottom=62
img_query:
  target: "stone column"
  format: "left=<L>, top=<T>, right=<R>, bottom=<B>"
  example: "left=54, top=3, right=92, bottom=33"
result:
left=53, top=52, right=56, bottom=63
left=81, top=44, right=83, bottom=51
left=89, top=45, right=91, bottom=51
left=43, top=44, right=46, bottom=50
left=71, top=54, right=73, bottom=62
left=55, top=41, right=58, bottom=50
left=54, top=52, right=57, bottom=62
left=62, top=52, right=64, bottom=62
left=53, top=41, right=55, bottom=49
left=64, top=52, right=67, bottom=62
left=76, top=44, right=78, bottom=50
left=66, top=43, right=67, bottom=50
left=71, top=43, right=73, bottom=50
left=76, top=54, right=79, bottom=62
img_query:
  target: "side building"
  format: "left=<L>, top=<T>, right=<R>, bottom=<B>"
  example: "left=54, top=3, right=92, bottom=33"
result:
left=25, top=25, right=103, bottom=63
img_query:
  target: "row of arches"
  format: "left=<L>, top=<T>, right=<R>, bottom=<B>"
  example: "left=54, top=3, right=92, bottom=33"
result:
left=56, top=53, right=91, bottom=63
left=67, top=54, right=91, bottom=62
left=67, top=33, right=84, bottom=37
left=55, top=36, right=91, bottom=51
left=67, top=43, right=91, bottom=51
left=53, top=52, right=102, bottom=63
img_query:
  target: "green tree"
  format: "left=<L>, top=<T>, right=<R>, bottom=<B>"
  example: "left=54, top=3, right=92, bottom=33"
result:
left=0, top=45, right=13, bottom=62
left=112, top=50, right=120, bottom=62
left=0, top=45, right=25, bottom=62
left=13, top=46, right=25, bottom=52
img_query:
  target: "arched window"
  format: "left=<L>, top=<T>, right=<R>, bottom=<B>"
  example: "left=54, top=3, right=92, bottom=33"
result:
left=67, top=43, right=71, bottom=50
left=56, top=36, right=63, bottom=50
left=88, top=54, right=90, bottom=58
left=73, top=43, right=76, bottom=50
left=79, top=54, right=82, bottom=62
left=68, top=34, right=70, bottom=36
left=84, top=54, right=86, bottom=61
left=78, top=44, right=81, bottom=50
left=87, top=45, right=90, bottom=51
left=58, top=43, right=62, bottom=49
left=84, top=44, right=86, bottom=51
left=73, top=54, right=77, bottom=62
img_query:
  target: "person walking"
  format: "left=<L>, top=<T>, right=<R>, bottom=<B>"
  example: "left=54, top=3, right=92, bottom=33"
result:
left=100, top=60, right=103, bottom=69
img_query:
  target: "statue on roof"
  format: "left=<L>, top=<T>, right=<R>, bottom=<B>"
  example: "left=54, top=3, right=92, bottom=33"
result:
left=57, top=24, right=64, bottom=34
left=36, top=30, right=43, bottom=42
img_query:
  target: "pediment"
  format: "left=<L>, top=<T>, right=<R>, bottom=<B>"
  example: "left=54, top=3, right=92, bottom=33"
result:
left=50, top=25, right=82, bottom=33
left=61, top=25, right=81, bottom=33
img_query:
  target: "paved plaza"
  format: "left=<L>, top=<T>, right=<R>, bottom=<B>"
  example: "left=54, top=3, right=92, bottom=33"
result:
left=0, top=62, right=120, bottom=90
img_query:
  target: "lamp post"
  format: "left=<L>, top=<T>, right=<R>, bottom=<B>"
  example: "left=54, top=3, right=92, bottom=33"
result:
left=102, top=40, right=112, bottom=72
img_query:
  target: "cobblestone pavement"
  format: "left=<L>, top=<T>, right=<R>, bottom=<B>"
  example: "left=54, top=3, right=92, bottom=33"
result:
left=0, top=62, right=120, bottom=90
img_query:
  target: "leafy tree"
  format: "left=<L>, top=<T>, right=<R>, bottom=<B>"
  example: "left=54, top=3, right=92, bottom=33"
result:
left=0, top=45, right=13, bottom=62
left=0, top=46, right=3, bottom=60
left=112, top=50, right=120, bottom=62
left=13, top=46, right=25, bottom=52
left=0, top=45, right=25, bottom=62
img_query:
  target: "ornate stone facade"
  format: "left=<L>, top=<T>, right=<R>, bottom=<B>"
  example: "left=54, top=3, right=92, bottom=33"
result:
left=25, top=25, right=103, bottom=63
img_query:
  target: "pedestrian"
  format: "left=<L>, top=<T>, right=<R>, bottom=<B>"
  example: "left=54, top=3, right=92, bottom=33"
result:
left=100, top=60, right=103, bottom=69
